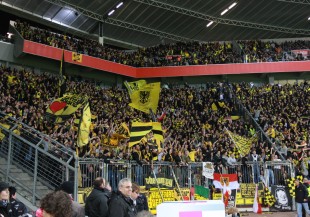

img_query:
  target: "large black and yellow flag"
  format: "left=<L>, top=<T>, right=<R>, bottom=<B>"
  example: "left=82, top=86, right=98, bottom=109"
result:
left=129, top=122, right=164, bottom=148
left=77, top=103, right=91, bottom=147
left=46, top=94, right=88, bottom=122
left=226, top=130, right=256, bottom=157
left=129, top=122, right=153, bottom=147
left=129, top=82, right=161, bottom=114
left=59, top=49, right=67, bottom=97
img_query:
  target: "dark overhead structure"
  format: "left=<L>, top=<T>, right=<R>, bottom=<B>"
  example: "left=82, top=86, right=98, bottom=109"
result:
left=1, top=0, right=310, bottom=48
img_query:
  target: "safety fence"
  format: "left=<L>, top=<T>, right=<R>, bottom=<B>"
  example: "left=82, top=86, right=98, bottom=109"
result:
left=78, top=159, right=295, bottom=214
left=78, top=159, right=295, bottom=190
left=0, top=113, right=78, bottom=205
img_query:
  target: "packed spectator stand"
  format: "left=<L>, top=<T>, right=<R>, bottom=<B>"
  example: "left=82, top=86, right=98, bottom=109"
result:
left=0, top=19, right=308, bottom=193
left=13, top=20, right=310, bottom=67
left=0, top=63, right=309, bottom=186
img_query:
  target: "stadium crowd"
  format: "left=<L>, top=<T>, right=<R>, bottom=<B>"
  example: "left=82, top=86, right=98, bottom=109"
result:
left=14, top=20, right=310, bottom=67
left=0, top=63, right=309, bottom=187
left=234, top=82, right=310, bottom=176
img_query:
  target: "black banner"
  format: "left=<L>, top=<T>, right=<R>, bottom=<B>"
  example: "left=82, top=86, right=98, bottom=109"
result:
left=270, top=185, right=292, bottom=211
left=227, top=189, right=236, bottom=208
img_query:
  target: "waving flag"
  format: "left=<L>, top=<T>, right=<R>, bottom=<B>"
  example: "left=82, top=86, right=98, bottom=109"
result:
left=253, top=184, right=262, bottom=214
left=213, top=173, right=239, bottom=190
left=129, top=82, right=161, bottom=114
left=223, top=183, right=230, bottom=207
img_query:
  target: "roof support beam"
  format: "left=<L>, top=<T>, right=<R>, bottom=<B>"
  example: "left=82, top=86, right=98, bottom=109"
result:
left=0, top=1, right=142, bottom=49
left=44, top=0, right=193, bottom=42
left=133, top=0, right=310, bottom=35
left=277, top=0, right=310, bottom=4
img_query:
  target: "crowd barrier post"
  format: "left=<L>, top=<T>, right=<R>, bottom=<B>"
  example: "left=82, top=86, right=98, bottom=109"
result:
left=170, top=165, right=183, bottom=201
left=152, top=168, right=164, bottom=202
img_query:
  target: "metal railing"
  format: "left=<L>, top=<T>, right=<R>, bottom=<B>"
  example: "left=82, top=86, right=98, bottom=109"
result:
left=78, top=159, right=294, bottom=190
left=0, top=113, right=78, bottom=205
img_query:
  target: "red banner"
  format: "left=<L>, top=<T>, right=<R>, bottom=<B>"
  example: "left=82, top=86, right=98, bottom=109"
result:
left=22, top=40, right=310, bottom=78
left=23, top=40, right=136, bottom=77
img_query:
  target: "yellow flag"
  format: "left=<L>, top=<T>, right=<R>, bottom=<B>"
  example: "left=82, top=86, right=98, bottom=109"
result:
left=124, top=80, right=147, bottom=96
left=226, top=130, right=253, bottom=157
left=152, top=122, right=163, bottom=150
left=46, top=94, right=87, bottom=116
left=77, top=103, right=91, bottom=147
left=129, top=82, right=161, bottom=114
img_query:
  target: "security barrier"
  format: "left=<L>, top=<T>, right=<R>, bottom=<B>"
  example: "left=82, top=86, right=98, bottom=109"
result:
left=78, top=159, right=294, bottom=190
left=77, top=160, right=294, bottom=214
left=0, top=113, right=78, bottom=205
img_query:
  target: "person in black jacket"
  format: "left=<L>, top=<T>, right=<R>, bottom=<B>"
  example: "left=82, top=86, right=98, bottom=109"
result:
left=131, top=183, right=148, bottom=213
left=85, top=177, right=109, bottom=217
left=8, top=186, right=27, bottom=217
left=108, top=178, right=136, bottom=217
left=295, top=179, right=310, bottom=217
left=0, top=182, right=11, bottom=217
left=132, top=145, right=143, bottom=185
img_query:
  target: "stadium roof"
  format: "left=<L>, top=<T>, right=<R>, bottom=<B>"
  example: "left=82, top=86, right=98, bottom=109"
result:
left=1, top=0, right=310, bottom=49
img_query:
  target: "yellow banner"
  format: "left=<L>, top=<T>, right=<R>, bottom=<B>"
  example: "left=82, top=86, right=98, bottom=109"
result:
left=148, top=188, right=190, bottom=215
left=72, top=52, right=82, bottom=63
left=77, top=103, right=91, bottom=147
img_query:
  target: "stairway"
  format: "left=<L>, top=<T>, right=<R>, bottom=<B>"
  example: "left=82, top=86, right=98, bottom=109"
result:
left=0, top=156, right=51, bottom=208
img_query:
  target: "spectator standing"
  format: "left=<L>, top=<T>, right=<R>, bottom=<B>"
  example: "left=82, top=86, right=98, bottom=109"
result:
left=40, top=191, right=72, bottom=217
left=57, top=181, right=85, bottom=217
left=248, top=150, right=260, bottom=184
left=295, top=179, right=310, bottom=217
left=302, top=178, right=310, bottom=217
left=131, top=183, right=148, bottom=213
left=132, top=145, right=143, bottom=185
left=108, top=178, right=136, bottom=217
left=0, top=182, right=11, bottom=217
left=227, top=153, right=237, bottom=174
left=85, top=177, right=109, bottom=217
left=8, top=186, right=27, bottom=217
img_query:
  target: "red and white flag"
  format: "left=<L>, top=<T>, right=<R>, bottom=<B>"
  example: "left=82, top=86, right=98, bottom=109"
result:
left=222, top=183, right=230, bottom=207
left=157, top=111, right=166, bottom=122
left=213, top=173, right=239, bottom=190
left=253, top=184, right=262, bottom=214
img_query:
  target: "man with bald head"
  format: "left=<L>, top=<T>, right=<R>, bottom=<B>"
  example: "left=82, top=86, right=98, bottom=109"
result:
left=85, top=177, right=109, bottom=217
left=108, top=178, right=137, bottom=217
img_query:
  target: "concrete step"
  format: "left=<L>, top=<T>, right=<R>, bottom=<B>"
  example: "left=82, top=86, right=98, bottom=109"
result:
left=0, top=154, right=60, bottom=210
left=9, top=168, right=23, bottom=173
